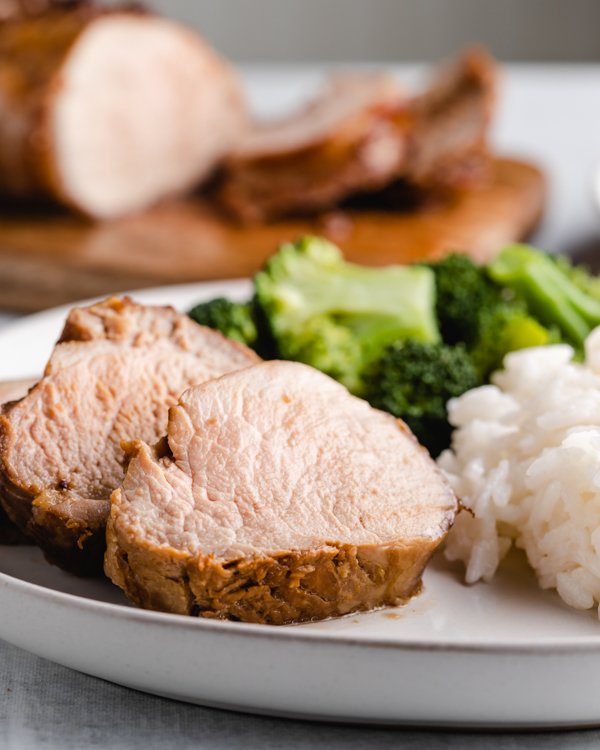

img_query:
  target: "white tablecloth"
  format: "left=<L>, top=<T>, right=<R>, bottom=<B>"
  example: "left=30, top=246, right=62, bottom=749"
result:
left=2, top=64, right=600, bottom=748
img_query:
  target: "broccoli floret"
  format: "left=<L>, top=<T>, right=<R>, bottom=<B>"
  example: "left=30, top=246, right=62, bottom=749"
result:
left=189, top=297, right=258, bottom=346
left=365, top=339, right=480, bottom=456
left=488, top=244, right=600, bottom=348
left=281, top=315, right=361, bottom=385
left=254, top=236, right=439, bottom=393
left=425, top=253, right=504, bottom=345
left=470, top=304, right=558, bottom=379
left=426, top=249, right=564, bottom=376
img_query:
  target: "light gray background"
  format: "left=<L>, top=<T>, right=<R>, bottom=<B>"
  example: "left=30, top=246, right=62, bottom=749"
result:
left=150, top=0, right=600, bottom=62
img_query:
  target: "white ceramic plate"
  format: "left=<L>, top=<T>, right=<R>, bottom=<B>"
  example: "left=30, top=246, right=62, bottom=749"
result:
left=2, top=282, right=600, bottom=729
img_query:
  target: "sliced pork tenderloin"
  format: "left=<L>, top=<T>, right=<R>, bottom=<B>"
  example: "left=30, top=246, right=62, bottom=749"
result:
left=403, top=47, right=497, bottom=190
left=217, top=73, right=408, bottom=223
left=0, top=4, right=245, bottom=218
left=106, top=361, right=457, bottom=625
left=0, top=298, right=259, bottom=573
left=217, top=48, right=497, bottom=223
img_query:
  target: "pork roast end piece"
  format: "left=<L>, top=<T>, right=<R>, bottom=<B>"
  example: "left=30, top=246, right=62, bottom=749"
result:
left=217, top=73, right=408, bottom=223
left=404, top=46, right=498, bottom=189
left=105, top=361, right=457, bottom=625
left=216, top=47, right=498, bottom=223
left=0, top=5, right=245, bottom=218
left=0, top=298, right=259, bottom=574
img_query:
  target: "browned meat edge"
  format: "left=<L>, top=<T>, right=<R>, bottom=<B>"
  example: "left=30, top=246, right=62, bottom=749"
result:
left=216, top=83, right=407, bottom=224
left=106, top=519, right=442, bottom=625
left=0, top=445, right=110, bottom=572
left=403, top=46, right=498, bottom=189
left=0, top=4, right=115, bottom=198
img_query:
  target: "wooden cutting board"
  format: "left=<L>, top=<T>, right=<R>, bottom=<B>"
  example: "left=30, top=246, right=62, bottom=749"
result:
left=0, top=157, right=544, bottom=312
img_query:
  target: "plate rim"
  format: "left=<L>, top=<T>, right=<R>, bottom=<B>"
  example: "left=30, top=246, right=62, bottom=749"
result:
left=3, top=560, right=600, bottom=654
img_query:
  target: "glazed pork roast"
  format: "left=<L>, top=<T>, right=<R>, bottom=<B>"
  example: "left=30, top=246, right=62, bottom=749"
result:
left=217, top=48, right=497, bottom=222
left=106, top=361, right=458, bottom=625
left=217, top=72, right=408, bottom=223
left=0, top=3, right=245, bottom=218
left=403, top=46, right=497, bottom=191
left=0, top=298, right=259, bottom=573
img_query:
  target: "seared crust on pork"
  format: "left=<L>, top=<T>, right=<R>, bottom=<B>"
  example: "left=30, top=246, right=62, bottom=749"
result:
left=107, top=523, right=437, bottom=625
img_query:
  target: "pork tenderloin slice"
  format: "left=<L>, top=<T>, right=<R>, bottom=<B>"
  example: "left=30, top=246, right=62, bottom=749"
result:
left=106, top=361, right=457, bottom=624
left=404, top=46, right=498, bottom=189
left=0, top=298, right=259, bottom=573
left=217, top=73, right=408, bottom=223
left=57, top=294, right=211, bottom=346
left=0, top=5, right=245, bottom=218
left=217, top=48, right=498, bottom=223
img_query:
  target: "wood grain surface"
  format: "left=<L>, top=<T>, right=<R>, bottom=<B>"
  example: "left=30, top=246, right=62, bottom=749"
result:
left=0, top=157, right=544, bottom=312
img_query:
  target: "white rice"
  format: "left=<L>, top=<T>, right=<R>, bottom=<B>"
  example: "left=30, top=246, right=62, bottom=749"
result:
left=439, top=327, right=600, bottom=614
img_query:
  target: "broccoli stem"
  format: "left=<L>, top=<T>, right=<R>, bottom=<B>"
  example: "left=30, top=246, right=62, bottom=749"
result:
left=488, top=244, right=600, bottom=347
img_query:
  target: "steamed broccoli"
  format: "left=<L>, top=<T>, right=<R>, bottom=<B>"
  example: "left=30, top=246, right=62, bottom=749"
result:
left=425, top=253, right=504, bottom=345
left=425, top=251, right=557, bottom=378
left=469, top=304, right=558, bottom=379
left=488, top=244, right=600, bottom=348
left=365, top=339, right=480, bottom=456
left=189, top=297, right=258, bottom=346
left=551, top=254, right=600, bottom=302
left=254, top=236, right=439, bottom=393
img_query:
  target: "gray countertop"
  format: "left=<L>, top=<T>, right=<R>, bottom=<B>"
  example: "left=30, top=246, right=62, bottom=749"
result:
left=3, top=64, right=600, bottom=748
